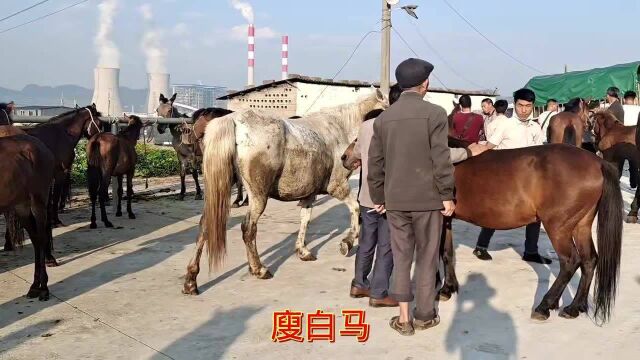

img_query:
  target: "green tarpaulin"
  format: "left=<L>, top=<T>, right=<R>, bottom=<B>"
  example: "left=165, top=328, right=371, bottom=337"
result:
left=525, top=62, right=640, bottom=106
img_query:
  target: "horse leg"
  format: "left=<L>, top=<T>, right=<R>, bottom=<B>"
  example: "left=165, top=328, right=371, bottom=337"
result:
left=4, top=211, right=23, bottom=252
left=625, top=185, right=639, bottom=224
left=33, top=201, right=49, bottom=300
left=231, top=171, right=244, bottom=208
left=439, top=218, right=458, bottom=301
left=88, top=165, right=100, bottom=229
left=295, top=197, right=317, bottom=261
left=99, top=173, right=113, bottom=228
left=126, top=171, right=135, bottom=219
left=532, top=225, right=579, bottom=321
left=192, top=167, right=203, bottom=201
left=183, top=215, right=205, bottom=295
left=242, top=196, right=272, bottom=279
left=560, top=215, right=598, bottom=318
left=178, top=161, right=187, bottom=201
left=115, top=175, right=123, bottom=217
left=329, top=181, right=359, bottom=256
left=50, top=179, right=64, bottom=227
left=21, top=207, right=49, bottom=301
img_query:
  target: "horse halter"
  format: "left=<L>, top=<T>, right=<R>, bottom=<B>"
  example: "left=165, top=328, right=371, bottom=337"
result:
left=85, top=108, right=102, bottom=135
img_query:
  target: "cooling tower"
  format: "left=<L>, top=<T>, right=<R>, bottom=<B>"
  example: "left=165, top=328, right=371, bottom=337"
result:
left=147, top=73, right=170, bottom=114
left=91, top=67, right=123, bottom=116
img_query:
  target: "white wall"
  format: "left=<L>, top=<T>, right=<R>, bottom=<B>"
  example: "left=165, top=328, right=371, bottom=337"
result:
left=424, top=92, right=495, bottom=115
left=295, top=83, right=376, bottom=116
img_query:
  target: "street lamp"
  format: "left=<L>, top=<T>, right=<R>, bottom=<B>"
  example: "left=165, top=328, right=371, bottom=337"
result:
left=380, top=1, right=419, bottom=94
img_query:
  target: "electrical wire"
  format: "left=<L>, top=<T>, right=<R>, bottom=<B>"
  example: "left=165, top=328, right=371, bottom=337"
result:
left=0, top=0, right=91, bottom=35
left=440, top=0, right=543, bottom=74
left=392, top=26, right=449, bottom=90
left=0, top=0, right=51, bottom=23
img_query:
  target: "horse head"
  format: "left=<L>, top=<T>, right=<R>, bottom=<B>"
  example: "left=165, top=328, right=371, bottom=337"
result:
left=83, top=103, right=103, bottom=138
left=592, top=110, right=620, bottom=138
left=156, top=93, right=178, bottom=133
left=341, top=138, right=361, bottom=171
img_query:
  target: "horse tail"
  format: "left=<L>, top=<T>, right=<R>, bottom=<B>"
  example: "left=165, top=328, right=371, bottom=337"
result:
left=4, top=210, right=25, bottom=249
left=87, top=138, right=101, bottom=168
left=594, top=161, right=623, bottom=323
left=562, top=125, right=576, bottom=145
left=202, top=115, right=236, bottom=271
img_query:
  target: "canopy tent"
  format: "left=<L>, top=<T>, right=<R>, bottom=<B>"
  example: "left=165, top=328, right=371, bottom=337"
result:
left=524, top=62, right=640, bottom=106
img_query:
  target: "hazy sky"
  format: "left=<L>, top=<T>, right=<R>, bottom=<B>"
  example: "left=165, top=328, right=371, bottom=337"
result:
left=2, top=0, right=639, bottom=96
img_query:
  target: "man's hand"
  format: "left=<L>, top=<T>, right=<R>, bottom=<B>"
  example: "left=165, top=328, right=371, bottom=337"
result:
left=441, top=200, right=455, bottom=217
left=373, top=204, right=386, bottom=214
left=468, top=143, right=490, bottom=156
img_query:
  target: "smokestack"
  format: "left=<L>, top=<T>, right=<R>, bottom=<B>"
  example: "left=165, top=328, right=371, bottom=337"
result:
left=248, top=24, right=255, bottom=87
left=147, top=73, right=170, bottom=114
left=281, top=35, right=289, bottom=80
left=91, top=67, right=123, bottom=116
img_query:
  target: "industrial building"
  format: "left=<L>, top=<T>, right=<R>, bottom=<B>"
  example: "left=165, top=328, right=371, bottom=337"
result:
left=14, top=105, right=74, bottom=117
left=219, top=75, right=497, bottom=118
left=172, top=84, right=228, bottom=109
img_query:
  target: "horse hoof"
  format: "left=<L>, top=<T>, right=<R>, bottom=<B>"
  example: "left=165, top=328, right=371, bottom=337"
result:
left=178, top=195, right=185, bottom=201
left=128, top=213, right=136, bottom=220
left=45, top=258, right=59, bottom=267
left=104, top=221, right=114, bottom=228
left=438, top=290, right=452, bottom=301
left=531, top=309, right=550, bottom=321
left=89, top=223, right=97, bottom=229
left=298, top=252, right=317, bottom=261
left=625, top=216, right=638, bottom=224
left=182, top=282, right=200, bottom=295
left=115, top=212, right=122, bottom=217
left=4, top=244, right=14, bottom=251
left=559, top=307, right=579, bottom=319
left=39, top=291, right=50, bottom=301
left=26, top=288, right=40, bottom=299
left=339, top=242, right=352, bottom=256
left=255, top=268, right=273, bottom=280
left=194, top=194, right=203, bottom=201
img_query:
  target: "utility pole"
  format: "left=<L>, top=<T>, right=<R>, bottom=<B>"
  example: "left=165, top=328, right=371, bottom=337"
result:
left=380, top=0, right=392, bottom=96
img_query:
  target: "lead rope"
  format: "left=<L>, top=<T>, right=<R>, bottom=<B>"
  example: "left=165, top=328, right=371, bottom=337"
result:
left=2, top=109, right=11, bottom=125
left=85, top=109, right=102, bottom=135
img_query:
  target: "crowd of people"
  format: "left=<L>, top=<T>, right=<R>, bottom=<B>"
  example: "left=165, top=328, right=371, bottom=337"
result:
left=348, top=57, right=633, bottom=336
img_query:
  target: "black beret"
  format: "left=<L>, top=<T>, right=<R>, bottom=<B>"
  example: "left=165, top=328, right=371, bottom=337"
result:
left=395, top=58, right=434, bottom=89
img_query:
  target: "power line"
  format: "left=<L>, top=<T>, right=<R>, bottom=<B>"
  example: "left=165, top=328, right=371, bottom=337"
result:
left=0, top=0, right=51, bottom=23
left=304, top=25, right=381, bottom=114
left=0, top=0, right=91, bottom=36
left=392, top=26, right=449, bottom=90
left=440, top=0, right=543, bottom=74
left=406, top=18, right=490, bottom=90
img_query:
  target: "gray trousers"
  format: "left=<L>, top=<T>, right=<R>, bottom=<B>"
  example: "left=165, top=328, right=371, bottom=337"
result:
left=387, top=210, right=443, bottom=321
left=352, top=206, right=393, bottom=299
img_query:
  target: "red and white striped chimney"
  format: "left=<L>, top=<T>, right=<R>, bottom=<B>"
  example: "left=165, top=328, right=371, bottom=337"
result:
left=281, top=35, right=289, bottom=80
left=247, top=24, right=255, bottom=87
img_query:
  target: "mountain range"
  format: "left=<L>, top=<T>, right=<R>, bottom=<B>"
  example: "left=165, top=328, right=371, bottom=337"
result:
left=0, top=84, right=149, bottom=112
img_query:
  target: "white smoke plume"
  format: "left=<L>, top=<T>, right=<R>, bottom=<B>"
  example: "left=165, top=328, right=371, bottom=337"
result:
left=231, top=0, right=254, bottom=23
left=95, top=0, right=120, bottom=68
left=139, top=4, right=167, bottom=74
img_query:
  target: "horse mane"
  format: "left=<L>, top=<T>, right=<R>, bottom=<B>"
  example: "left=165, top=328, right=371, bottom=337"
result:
left=45, top=106, right=102, bottom=125
left=302, top=91, right=382, bottom=133
left=192, top=107, right=233, bottom=120
left=592, top=109, right=622, bottom=129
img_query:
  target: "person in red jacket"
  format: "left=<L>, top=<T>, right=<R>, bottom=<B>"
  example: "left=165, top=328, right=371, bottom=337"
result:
left=451, top=95, right=484, bottom=143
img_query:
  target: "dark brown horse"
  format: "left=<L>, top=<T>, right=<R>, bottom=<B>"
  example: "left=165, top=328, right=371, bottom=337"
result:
left=1, top=134, right=55, bottom=300
left=192, top=107, right=247, bottom=207
left=547, top=98, right=588, bottom=147
left=4, top=105, right=103, bottom=265
left=342, top=140, right=623, bottom=324
left=86, top=114, right=144, bottom=228
left=156, top=93, right=203, bottom=201
left=1, top=125, right=27, bottom=252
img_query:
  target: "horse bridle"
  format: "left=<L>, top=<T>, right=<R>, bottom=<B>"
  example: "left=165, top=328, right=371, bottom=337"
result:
left=85, top=108, right=102, bottom=135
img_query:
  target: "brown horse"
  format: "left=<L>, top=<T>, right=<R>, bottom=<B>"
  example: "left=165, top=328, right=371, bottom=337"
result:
left=1, top=125, right=27, bottom=252
left=4, top=105, right=103, bottom=265
left=547, top=98, right=589, bottom=147
left=0, top=134, right=55, bottom=300
left=191, top=107, right=247, bottom=207
left=342, top=141, right=623, bottom=324
left=86, top=114, right=144, bottom=228
left=156, top=93, right=204, bottom=201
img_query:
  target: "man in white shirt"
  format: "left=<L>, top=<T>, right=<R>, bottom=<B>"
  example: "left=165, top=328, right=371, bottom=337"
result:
left=472, top=88, right=552, bottom=265
left=484, top=99, right=509, bottom=141
left=538, top=99, right=559, bottom=140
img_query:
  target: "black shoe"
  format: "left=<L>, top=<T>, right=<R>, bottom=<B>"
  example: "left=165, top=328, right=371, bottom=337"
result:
left=522, top=253, right=552, bottom=264
left=473, top=248, right=493, bottom=261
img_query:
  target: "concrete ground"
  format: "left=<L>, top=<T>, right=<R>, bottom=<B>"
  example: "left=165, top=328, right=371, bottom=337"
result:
left=1, top=174, right=640, bottom=360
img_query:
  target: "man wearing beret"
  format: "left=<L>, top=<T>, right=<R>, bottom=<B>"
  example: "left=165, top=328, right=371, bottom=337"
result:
left=368, top=58, right=455, bottom=336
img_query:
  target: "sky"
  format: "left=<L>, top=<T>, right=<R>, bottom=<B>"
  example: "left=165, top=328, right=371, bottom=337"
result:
left=1, top=0, right=639, bottom=96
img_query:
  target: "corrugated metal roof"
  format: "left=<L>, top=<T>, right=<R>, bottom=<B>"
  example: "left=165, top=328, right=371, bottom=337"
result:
left=218, top=75, right=498, bottom=100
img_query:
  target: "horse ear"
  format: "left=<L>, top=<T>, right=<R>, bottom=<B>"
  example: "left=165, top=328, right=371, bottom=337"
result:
left=375, top=88, right=385, bottom=102
left=170, top=93, right=177, bottom=103
left=159, top=93, right=166, bottom=102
